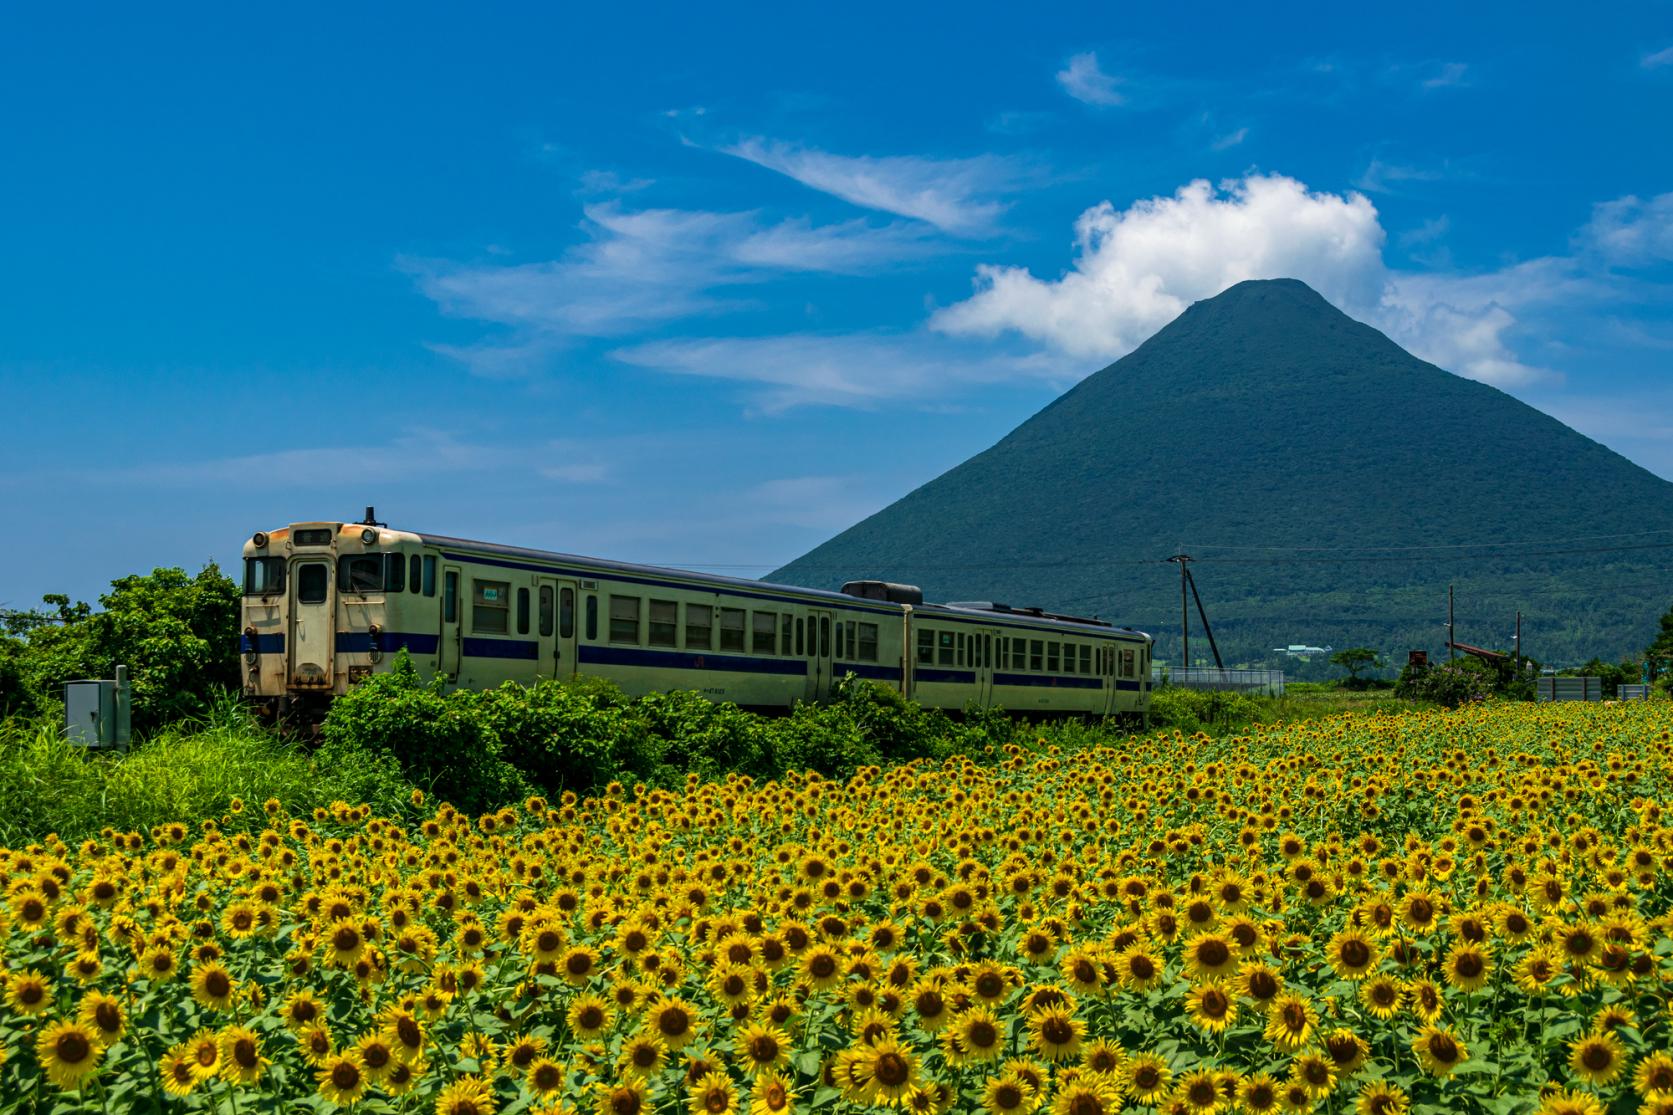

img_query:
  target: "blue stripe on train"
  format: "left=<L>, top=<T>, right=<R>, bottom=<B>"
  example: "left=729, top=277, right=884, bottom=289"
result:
left=914, top=668, right=977, bottom=684
left=240, top=634, right=286, bottom=653
left=992, top=671, right=1104, bottom=690
left=1115, top=679, right=1143, bottom=692
left=461, top=637, right=540, bottom=660
left=580, top=644, right=809, bottom=676
left=833, top=662, right=901, bottom=682
left=334, top=632, right=442, bottom=654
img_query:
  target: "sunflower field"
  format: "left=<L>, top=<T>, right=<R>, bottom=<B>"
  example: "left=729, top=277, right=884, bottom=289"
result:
left=2, top=701, right=1672, bottom=1115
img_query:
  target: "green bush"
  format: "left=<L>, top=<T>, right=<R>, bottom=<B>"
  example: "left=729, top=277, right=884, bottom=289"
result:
left=475, top=676, right=663, bottom=797
left=319, top=652, right=527, bottom=812
left=1149, top=686, right=1264, bottom=732
left=635, top=688, right=773, bottom=783
left=1395, top=658, right=1496, bottom=708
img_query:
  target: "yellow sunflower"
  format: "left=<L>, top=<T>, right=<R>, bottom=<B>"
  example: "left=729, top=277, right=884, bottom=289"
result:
left=35, top=1020, right=103, bottom=1090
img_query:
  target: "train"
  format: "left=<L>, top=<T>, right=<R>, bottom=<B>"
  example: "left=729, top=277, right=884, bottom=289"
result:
left=240, top=511, right=1153, bottom=721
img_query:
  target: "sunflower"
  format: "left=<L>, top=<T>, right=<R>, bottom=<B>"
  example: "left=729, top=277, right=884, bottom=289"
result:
left=1051, top=1078, right=1121, bottom=1115
left=690, top=1071, right=739, bottom=1115
left=527, top=1056, right=566, bottom=1099
left=568, top=993, right=615, bottom=1038
left=325, top=919, right=366, bottom=968
left=379, top=1006, right=426, bottom=1062
left=1124, top=1052, right=1172, bottom=1104
left=1403, top=979, right=1444, bottom=1024
left=1512, top=947, right=1561, bottom=996
left=1115, top=944, right=1165, bottom=992
left=1441, top=942, right=1492, bottom=993
left=1290, top=1052, right=1337, bottom=1100
left=1182, top=932, right=1238, bottom=981
left=799, top=945, right=843, bottom=991
left=160, top=1045, right=200, bottom=1096
left=1635, top=1051, right=1673, bottom=1100
left=620, top=1035, right=668, bottom=1077
left=1171, top=1071, right=1224, bottom=1111
left=1082, top=1038, right=1124, bottom=1078
left=982, top=1073, right=1038, bottom=1115
left=1533, top=1090, right=1605, bottom=1115
left=189, top=962, right=238, bottom=1011
left=647, top=997, right=701, bottom=1050
left=751, top=1069, right=796, bottom=1115
left=1396, top=890, right=1441, bottom=935
left=1027, top=1005, right=1083, bottom=1063
left=710, top=964, right=756, bottom=1007
left=1357, top=974, right=1401, bottom=1020
left=1059, top=946, right=1104, bottom=993
left=1411, top=1026, right=1467, bottom=1077
left=298, top=1025, right=336, bottom=1067
left=1353, top=1080, right=1409, bottom=1115
left=183, top=1030, right=222, bottom=1081
left=220, top=1025, right=268, bottom=1084
left=353, top=1032, right=399, bottom=1083
left=1567, top=1031, right=1626, bottom=1086
left=78, top=990, right=128, bottom=1044
left=1323, top=1029, right=1370, bottom=1077
left=435, top=1075, right=497, bottom=1115
left=316, top=1051, right=367, bottom=1106
left=1237, top=1073, right=1281, bottom=1114
left=1325, top=928, right=1378, bottom=981
left=1185, top=980, right=1237, bottom=1034
left=35, top=1020, right=103, bottom=1090
left=1264, top=993, right=1318, bottom=1052
left=7, top=969, right=53, bottom=1014
left=560, top=945, right=601, bottom=986
left=858, top=1037, right=921, bottom=1106
left=594, top=1079, right=653, bottom=1115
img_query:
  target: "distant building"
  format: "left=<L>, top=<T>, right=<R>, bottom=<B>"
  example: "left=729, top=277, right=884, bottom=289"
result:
left=1272, top=644, right=1333, bottom=658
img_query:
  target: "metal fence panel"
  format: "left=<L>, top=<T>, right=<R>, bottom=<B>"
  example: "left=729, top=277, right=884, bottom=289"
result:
left=1152, top=667, right=1286, bottom=697
left=1535, top=676, right=1602, bottom=702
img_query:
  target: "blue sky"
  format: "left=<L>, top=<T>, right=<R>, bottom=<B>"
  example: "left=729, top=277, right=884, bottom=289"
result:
left=3, top=2, right=1672, bottom=608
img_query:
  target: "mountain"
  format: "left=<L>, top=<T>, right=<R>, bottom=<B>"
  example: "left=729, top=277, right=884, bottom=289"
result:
left=770, top=279, right=1673, bottom=670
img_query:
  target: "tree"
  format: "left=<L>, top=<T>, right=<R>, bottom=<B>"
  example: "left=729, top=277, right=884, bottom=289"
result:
left=1646, top=602, right=1673, bottom=681
left=1330, top=647, right=1385, bottom=687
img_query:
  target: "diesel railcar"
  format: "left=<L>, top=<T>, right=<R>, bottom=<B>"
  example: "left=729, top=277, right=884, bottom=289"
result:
left=240, top=512, right=1153, bottom=721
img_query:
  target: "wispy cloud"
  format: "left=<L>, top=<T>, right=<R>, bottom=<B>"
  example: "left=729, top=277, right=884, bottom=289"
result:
left=1210, top=127, right=1249, bottom=151
left=1642, top=45, right=1673, bottom=69
left=412, top=201, right=938, bottom=376
left=611, top=332, right=1077, bottom=412
left=1056, top=52, right=1124, bottom=106
left=719, top=137, right=1020, bottom=236
left=1419, top=61, right=1469, bottom=89
left=1578, top=192, right=1673, bottom=266
left=1353, top=157, right=1448, bottom=194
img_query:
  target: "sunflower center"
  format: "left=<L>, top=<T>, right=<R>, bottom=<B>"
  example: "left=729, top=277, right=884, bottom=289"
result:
left=1582, top=1044, right=1613, bottom=1071
left=206, top=970, right=231, bottom=997
left=56, top=1031, right=92, bottom=1063
left=1196, top=939, right=1230, bottom=968
left=1067, top=1092, right=1103, bottom=1115
left=1041, top=1017, right=1073, bottom=1045
left=1429, top=1035, right=1459, bottom=1063
left=750, top=1035, right=780, bottom=1061
left=975, top=973, right=1004, bottom=998
left=1129, top=955, right=1156, bottom=980
left=610, top=1088, right=642, bottom=1115
left=659, top=1007, right=691, bottom=1037
left=1340, top=940, right=1370, bottom=968
left=94, top=1002, right=122, bottom=1032
left=874, top=1052, right=910, bottom=1086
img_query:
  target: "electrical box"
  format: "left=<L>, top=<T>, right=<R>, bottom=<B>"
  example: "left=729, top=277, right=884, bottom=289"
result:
left=63, top=665, right=131, bottom=748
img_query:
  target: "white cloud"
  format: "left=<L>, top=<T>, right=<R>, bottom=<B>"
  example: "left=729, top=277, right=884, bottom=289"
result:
left=1056, top=52, right=1125, bottom=106
left=1642, top=45, right=1673, bottom=69
left=413, top=201, right=935, bottom=375
left=1580, top=193, right=1673, bottom=265
left=1353, top=158, right=1446, bottom=194
left=931, top=172, right=1564, bottom=387
left=1210, top=127, right=1249, bottom=151
left=611, top=332, right=1077, bottom=412
left=720, top=137, right=1018, bottom=236
left=1420, top=61, right=1469, bottom=89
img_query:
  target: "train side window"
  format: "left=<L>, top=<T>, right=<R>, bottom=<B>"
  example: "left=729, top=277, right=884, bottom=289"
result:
left=1014, top=640, right=1027, bottom=670
left=1047, top=642, right=1061, bottom=672
left=753, top=611, right=777, bottom=654
left=339, top=555, right=383, bottom=593
left=858, top=622, right=878, bottom=662
left=937, top=631, right=954, bottom=666
left=820, top=616, right=830, bottom=657
left=609, top=596, right=641, bottom=644
left=1062, top=645, right=1076, bottom=674
left=585, top=596, right=597, bottom=641
left=796, top=618, right=806, bottom=656
left=473, top=580, right=510, bottom=635
left=560, top=588, right=575, bottom=638
left=1029, top=639, right=1043, bottom=672
left=847, top=621, right=858, bottom=659
left=409, top=555, right=422, bottom=593
left=1121, top=648, right=1135, bottom=677
left=720, top=608, right=746, bottom=652
left=1080, top=645, right=1092, bottom=674
left=422, top=557, right=437, bottom=597
left=384, top=554, right=405, bottom=593
left=443, top=571, right=459, bottom=623
left=782, top=615, right=793, bottom=656
left=955, top=632, right=965, bottom=667
left=984, top=634, right=993, bottom=668
left=686, top=604, right=713, bottom=650
left=516, top=587, right=530, bottom=635
left=917, top=629, right=933, bottom=665
left=539, top=586, right=555, bottom=637
left=649, top=600, right=677, bottom=647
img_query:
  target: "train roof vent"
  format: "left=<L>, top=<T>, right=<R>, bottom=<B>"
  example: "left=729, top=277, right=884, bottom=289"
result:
left=945, top=600, right=1113, bottom=627
left=840, top=580, right=924, bottom=605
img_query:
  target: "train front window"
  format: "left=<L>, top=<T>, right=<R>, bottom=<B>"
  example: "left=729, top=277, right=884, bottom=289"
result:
left=338, top=555, right=383, bottom=593
left=243, top=557, right=286, bottom=595
left=297, top=563, right=328, bottom=605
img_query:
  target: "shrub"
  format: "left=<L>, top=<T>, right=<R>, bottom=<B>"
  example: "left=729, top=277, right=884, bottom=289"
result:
left=1396, top=658, right=1495, bottom=708
left=319, top=652, right=526, bottom=812
left=634, top=689, right=774, bottom=782
left=475, top=677, right=664, bottom=797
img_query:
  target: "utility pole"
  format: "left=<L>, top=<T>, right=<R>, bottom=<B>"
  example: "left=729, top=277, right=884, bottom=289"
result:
left=1169, top=555, right=1191, bottom=669
left=1514, top=611, right=1521, bottom=674
left=1448, top=584, right=1455, bottom=662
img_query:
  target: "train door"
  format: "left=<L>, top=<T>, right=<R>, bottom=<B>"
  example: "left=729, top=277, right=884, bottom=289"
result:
left=975, top=629, right=995, bottom=708
left=438, top=565, right=462, bottom=683
left=537, top=577, right=578, bottom=680
left=1102, top=643, right=1117, bottom=717
left=288, top=559, right=334, bottom=690
left=807, top=609, right=833, bottom=700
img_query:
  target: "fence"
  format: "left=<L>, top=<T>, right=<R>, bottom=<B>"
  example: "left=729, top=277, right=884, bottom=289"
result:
left=1535, top=676, right=1602, bottom=702
left=1618, top=684, right=1652, bottom=701
left=1153, top=667, right=1286, bottom=697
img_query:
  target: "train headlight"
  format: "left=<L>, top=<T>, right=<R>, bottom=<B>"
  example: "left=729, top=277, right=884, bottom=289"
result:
left=251, top=531, right=268, bottom=548
left=361, top=528, right=378, bottom=545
